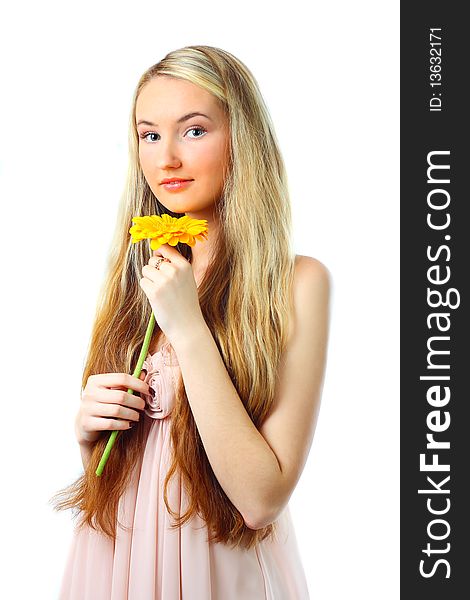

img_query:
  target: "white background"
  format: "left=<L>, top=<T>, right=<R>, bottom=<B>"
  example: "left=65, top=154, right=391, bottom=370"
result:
left=0, top=1, right=399, bottom=598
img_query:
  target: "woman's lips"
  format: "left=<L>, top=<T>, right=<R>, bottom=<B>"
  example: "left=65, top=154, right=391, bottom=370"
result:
left=161, top=179, right=193, bottom=191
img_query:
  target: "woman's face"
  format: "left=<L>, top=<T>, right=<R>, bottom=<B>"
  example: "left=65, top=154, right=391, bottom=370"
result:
left=135, top=76, right=230, bottom=218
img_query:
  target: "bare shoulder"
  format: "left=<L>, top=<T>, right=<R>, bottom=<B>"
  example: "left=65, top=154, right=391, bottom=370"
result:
left=294, top=254, right=331, bottom=289
left=290, top=254, right=331, bottom=356
left=292, top=254, right=331, bottom=326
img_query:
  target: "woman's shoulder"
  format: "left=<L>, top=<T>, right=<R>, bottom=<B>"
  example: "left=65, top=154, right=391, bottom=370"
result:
left=289, top=255, right=331, bottom=343
left=294, top=254, right=331, bottom=286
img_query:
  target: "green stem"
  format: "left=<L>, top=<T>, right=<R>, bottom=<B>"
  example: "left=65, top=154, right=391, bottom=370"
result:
left=95, top=311, right=156, bottom=476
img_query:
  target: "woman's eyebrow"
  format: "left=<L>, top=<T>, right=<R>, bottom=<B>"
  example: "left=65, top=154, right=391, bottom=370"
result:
left=136, top=112, right=212, bottom=127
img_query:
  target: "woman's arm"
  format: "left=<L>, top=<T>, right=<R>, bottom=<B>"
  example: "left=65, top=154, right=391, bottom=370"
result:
left=75, top=416, right=94, bottom=470
left=78, top=440, right=93, bottom=471
left=171, top=256, right=331, bottom=529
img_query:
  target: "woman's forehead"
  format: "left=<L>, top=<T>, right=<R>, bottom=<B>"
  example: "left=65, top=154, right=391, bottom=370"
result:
left=136, top=77, right=222, bottom=123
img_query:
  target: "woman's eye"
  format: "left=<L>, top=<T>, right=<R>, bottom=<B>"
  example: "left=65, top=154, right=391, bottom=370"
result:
left=186, top=126, right=207, bottom=138
left=140, top=132, right=159, bottom=142
left=139, top=126, right=207, bottom=143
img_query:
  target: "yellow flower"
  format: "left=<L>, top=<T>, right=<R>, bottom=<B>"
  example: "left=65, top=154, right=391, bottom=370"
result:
left=129, top=214, right=209, bottom=250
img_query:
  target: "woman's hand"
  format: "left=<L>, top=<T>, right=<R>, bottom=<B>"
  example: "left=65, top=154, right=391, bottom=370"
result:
left=140, top=244, right=205, bottom=344
left=75, top=372, right=150, bottom=445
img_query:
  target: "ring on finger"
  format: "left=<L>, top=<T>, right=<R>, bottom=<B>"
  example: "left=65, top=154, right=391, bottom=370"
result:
left=150, top=256, right=171, bottom=270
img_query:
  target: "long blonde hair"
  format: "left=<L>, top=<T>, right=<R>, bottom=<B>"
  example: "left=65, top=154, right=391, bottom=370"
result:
left=50, top=45, right=295, bottom=550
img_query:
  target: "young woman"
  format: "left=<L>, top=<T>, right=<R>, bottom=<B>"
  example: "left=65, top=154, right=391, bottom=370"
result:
left=52, top=45, right=330, bottom=599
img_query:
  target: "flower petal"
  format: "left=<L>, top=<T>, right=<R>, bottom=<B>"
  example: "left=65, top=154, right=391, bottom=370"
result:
left=129, top=214, right=209, bottom=248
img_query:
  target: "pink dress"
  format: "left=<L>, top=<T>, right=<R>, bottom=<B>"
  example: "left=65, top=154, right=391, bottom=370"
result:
left=59, top=342, right=310, bottom=599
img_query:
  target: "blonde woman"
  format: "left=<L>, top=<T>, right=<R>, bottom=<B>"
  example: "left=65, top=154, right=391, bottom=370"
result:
left=52, top=45, right=330, bottom=599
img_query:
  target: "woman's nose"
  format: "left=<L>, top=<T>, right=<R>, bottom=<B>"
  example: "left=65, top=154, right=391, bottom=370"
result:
left=156, top=139, right=182, bottom=169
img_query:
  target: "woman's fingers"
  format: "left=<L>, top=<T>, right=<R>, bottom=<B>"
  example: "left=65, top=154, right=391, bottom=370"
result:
left=89, top=372, right=150, bottom=396
left=77, top=372, right=150, bottom=444
left=91, top=396, right=142, bottom=421
left=84, top=416, right=135, bottom=432
left=84, top=387, right=146, bottom=411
